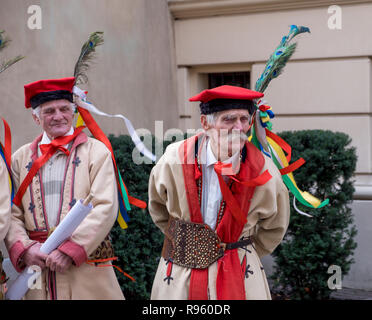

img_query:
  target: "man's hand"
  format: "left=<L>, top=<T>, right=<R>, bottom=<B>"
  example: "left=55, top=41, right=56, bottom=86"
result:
left=22, top=243, right=47, bottom=269
left=46, top=250, right=73, bottom=273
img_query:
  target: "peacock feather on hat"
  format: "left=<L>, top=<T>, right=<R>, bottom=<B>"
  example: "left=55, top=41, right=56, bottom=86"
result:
left=250, top=25, right=329, bottom=216
left=73, top=31, right=104, bottom=86
left=72, top=31, right=147, bottom=230
left=0, top=30, right=24, bottom=74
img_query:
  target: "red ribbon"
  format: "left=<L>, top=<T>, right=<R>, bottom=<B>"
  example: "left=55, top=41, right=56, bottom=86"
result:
left=1, top=117, right=12, bottom=168
left=264, top=128, right=306, bottom=175
left=12, top=127, right=85, bottom=207
left=265, top=128, right=292, bottom=162
left=214, top=162, right=272, bottom=187
left=214, top=162, right=272, bottom=226
left=189, top=269, right=209, bottom=300
left=180, top=137, right=271, bottom=300
left=40, top=144, right=70, bottom=156
left=216, top=250, right=245, bottom=300
left=279, top=158, right=305, bottom=175
left=259, top=105, right=271, bottom=112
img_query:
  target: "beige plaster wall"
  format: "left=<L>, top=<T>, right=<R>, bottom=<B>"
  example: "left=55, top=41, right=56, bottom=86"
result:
left=0, top=0, right=178, bottom=151
left=174, top=3, right=372, bottom=65
left=251, top=58, right=371, bottom=115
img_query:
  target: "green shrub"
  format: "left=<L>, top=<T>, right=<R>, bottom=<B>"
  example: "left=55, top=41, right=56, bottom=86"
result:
left=271, top=130, right=358, bottom=300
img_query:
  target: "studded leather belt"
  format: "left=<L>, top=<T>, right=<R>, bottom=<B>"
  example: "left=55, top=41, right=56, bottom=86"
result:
left=161, top=217, right=252, bottom=269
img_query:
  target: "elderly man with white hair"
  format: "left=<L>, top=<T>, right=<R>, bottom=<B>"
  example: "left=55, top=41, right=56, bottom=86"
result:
left=148, top=85, right=290, bottom=300
left=5, top=77, right=124, bottom=300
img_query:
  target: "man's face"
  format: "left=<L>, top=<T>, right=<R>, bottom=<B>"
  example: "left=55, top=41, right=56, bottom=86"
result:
left=33, top=99, right=74, bottom=140
left=201, top=109, right=251, bottom=160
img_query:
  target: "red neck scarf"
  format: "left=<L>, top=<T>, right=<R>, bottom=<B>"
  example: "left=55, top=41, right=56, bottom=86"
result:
left=179, top=134, right=271, bottom=300
left=12, top=127, right=85, bottom=207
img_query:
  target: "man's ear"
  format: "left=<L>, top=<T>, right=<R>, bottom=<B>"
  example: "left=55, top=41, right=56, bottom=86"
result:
left=32, top=113, right=41, bottom=125
left=200, top=115, right=211, bottom=131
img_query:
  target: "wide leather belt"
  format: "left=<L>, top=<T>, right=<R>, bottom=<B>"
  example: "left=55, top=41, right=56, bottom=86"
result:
left=161, top=217, right=252, bottom=269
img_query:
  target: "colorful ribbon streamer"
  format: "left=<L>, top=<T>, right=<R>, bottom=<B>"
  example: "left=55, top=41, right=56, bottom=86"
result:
left=76, top=106, right=133, bottom=230
left=1, top=118, right=14, bottom=202
left=72, top=90, right=148, bottom=229
left=250, top=103, right=329, bottom=216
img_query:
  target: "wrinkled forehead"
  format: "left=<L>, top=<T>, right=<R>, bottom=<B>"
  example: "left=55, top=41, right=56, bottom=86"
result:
left=39, top=99, right=73, bottom=111
left=216, top=108, right=250, bottom=119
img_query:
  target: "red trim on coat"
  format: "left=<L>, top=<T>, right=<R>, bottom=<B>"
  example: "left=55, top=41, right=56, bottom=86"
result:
left=58, top=239, right=87, bottom=267
left=178, top=136, right=269, bottom=300
left=8, top=240, right=37, bottom=272
left=178, top=134, right=204, bottom=224
left=28, top=129, right=88, bottom=161
left=28, top=230, right=48, bottom=243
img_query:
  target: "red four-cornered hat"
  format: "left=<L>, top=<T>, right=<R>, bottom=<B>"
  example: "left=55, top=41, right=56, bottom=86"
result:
left=24, top=77, right=75, bottom=109
left=189, top=85, right=264, bottom=103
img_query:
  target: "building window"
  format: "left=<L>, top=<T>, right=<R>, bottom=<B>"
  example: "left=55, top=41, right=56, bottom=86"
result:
left=208, top=71, right=250, bottom=89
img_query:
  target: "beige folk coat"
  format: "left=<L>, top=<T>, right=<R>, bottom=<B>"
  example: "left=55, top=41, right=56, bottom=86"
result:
left=5, top=131, right=124, bottom=300
left=1, top=157, right=11, bottom=299
left=0, top=157, right=11, bottom=242
left=148, top=136, right=290, bottom=300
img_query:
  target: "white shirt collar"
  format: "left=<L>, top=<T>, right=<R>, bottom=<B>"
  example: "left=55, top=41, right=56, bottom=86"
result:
left=40, top=127, right=74, bottom=145
left=205, top=138, right=240, bottom=170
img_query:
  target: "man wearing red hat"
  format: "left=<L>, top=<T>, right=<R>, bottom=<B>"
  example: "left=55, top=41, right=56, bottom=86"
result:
left=148, top=85, right=290, bottom=300
left=5, top=77, right=124, bottom=300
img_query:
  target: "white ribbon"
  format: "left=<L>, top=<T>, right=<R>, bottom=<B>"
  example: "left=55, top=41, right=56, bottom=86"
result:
left=293, top=196, right=313, bottom=218
left=73, top=86, right=156, bottom=162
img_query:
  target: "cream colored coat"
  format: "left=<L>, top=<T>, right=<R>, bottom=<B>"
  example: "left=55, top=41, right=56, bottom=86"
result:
left=5, top=131, right=124, bottom=300
left=0, top=158, right=11, bottom=242
left=148, top=138, right=290, bottom=300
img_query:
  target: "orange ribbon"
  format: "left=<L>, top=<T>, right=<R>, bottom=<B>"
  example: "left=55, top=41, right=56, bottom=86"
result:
left=86, top=257, right=135, bottom=282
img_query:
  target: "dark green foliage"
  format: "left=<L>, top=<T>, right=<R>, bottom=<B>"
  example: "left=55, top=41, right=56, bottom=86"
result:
left=271, top=130, right=358, bottom=300
left=108, top=134, right=172, bottom=300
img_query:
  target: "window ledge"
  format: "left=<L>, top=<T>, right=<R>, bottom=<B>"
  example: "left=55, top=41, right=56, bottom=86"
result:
left=169, top=0, right=372, bottom=20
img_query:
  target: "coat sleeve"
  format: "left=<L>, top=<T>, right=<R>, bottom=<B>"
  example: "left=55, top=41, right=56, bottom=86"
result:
left=58, top=141, right=118, bottom=266
left=5, top=148, right=38, bottom=272
left=148, top=157, right=170, bottom=234
left=0, top=158, right=11, bottom=242
left=249, top=157, right=290, bottom=258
